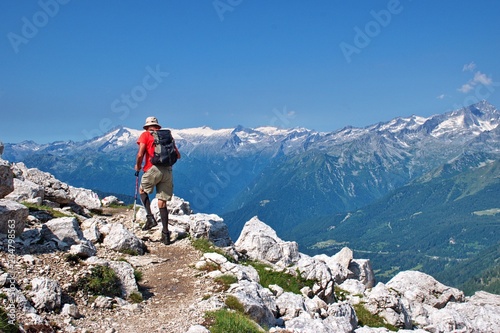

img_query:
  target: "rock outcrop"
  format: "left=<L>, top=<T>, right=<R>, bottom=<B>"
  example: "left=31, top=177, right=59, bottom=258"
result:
left=0, top=159, right=499, bottom=333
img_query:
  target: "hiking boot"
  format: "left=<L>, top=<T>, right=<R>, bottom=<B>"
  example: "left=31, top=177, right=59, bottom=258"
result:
left=142, top=215, right=157, bottom=231
left=161, top=231, right=171, bottom=245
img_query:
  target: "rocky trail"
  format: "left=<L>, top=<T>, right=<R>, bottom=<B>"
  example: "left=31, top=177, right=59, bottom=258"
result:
left=2, top=208, right=219, bottom=333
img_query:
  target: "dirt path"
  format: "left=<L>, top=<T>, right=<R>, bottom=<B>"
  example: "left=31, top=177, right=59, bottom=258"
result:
left=8, top=208, right=218, bottom=333
left=125, top=240, right=213, bottom=333
left=75, top=209, right=217, bottom=332
left=65, top=238, right=216, bottom=333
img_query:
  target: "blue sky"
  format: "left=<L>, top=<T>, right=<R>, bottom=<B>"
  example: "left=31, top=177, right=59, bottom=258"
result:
left=1, top=0, right=499, bottom=143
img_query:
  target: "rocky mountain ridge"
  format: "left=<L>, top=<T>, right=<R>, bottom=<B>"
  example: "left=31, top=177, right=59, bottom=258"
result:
left=1, top=145, right=500, bottom=332
left=3, top=101, right=499, bottom=220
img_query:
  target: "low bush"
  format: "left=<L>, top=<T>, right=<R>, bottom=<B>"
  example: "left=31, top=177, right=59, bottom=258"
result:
left=128, top=292, right=143, bottom=304
left=76, top=265, right=122, bottom=297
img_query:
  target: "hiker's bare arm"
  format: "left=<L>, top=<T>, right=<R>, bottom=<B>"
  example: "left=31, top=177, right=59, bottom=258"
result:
left=135, top=143, right=147, bottom=171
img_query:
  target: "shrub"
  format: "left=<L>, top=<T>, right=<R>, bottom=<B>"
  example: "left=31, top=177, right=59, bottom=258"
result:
left=133, top=269, right=143, bottom=283
left=76, top=265, right=122, bottom=297
left=65, top=253, right=81, bottom=265
left=128, top=292, right=143, bottom=304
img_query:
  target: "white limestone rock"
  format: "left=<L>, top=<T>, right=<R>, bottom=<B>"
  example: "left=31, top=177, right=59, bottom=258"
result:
left=235, top=216, right=300, bottom=267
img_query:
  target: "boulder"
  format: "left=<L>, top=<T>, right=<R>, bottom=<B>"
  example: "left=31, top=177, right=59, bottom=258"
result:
left=10, top=163, right=101, bottom=211
left=285, top=314, right=333, bottom=333
left=386, top=271, right=465, bottom=309
left=276, top=292, right=307, bottom=320
left=40, top=217, right=85, bottom=249
left=0, top=158, right=13, bottom=198
left=0, top=199, right=28, bottom=236
left=314, top=252, right=351, bottom=285
left=150, top=198, right=231, bottom=246
left=188, top=213, right=233, bottom=247
left=69, top=185, right=101, bottom=211
left=69, top=239, right=97, bottom=258
left=443, top=291, right=500, bottom=333
left=424, top=307, right=473, bottom=333
left=86, top=257, right=140, bottom=298
left=61, top=303, right=81, bottom=319
left=30, top=277, right=62, bottom=311
left=323, top=302, right=359, bottom=333
left=202, top=252, right=260, bottom=283
left=293, top=254, right=335, bottom=303
left=235, top=216, right=300, bottom=267
left=108, top=260, right=140, bottom=298
left=364, top=282, right=412, bottom=329
left=228, top=279, right=277, bottom=328
left=101, top=195, right=123, bottom=207
left=348, top=259, right=376, bottom=288
left=167, top=195, right=193, bottom=215
left=5, top=177, right=44, bottom=204
left=6, top=287, right=37, bottom=315
left=102, top=223, right=146, bottom=255
left=330, top=247, right=354, bottom=270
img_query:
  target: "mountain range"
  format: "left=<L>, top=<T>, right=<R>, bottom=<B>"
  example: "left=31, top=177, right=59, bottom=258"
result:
left=3, top=100, right=500, bottom=290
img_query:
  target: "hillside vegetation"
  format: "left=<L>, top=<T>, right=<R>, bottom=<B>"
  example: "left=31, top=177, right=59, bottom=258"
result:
left=291, top=155, right=500, bottom=293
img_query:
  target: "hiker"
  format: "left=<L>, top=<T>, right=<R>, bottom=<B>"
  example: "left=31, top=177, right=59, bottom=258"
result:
left=134, top=116, right=180, bottom=245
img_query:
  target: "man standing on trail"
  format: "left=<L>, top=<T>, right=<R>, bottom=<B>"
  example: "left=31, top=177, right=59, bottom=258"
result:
left=135, top=116, right=180, bottom=245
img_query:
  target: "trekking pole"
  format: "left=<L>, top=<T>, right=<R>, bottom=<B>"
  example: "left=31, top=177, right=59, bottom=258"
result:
left=132, top=171, right=139, bottom=231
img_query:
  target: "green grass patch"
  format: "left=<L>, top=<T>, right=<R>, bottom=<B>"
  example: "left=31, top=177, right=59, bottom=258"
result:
left=353, top=303, right=398, bottom=331
left=204, top=309, right=263, bottom=333
left=76, top=265, right=122, bottom=297
left=65, top=253, right=82, bottom=265
left=224, top=295, right=245, bottom=313
left=191, top=238, right=235, bottom=263
left=334, top=286, right=349, bottom=302
left=133, top=269, right=143, bottom=283
left=214, top=275, right=238, bottom=292
left=309, top=239, right=349, bottom=250
left=22, top=202, right=69, bottom=218
left=0, top=306, right=19, bottom=333
left=245, top=261, right=315, bottom=294
left=119, top=249, right=139, bottom=256
left=128, top=292, right=143, bottom=304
